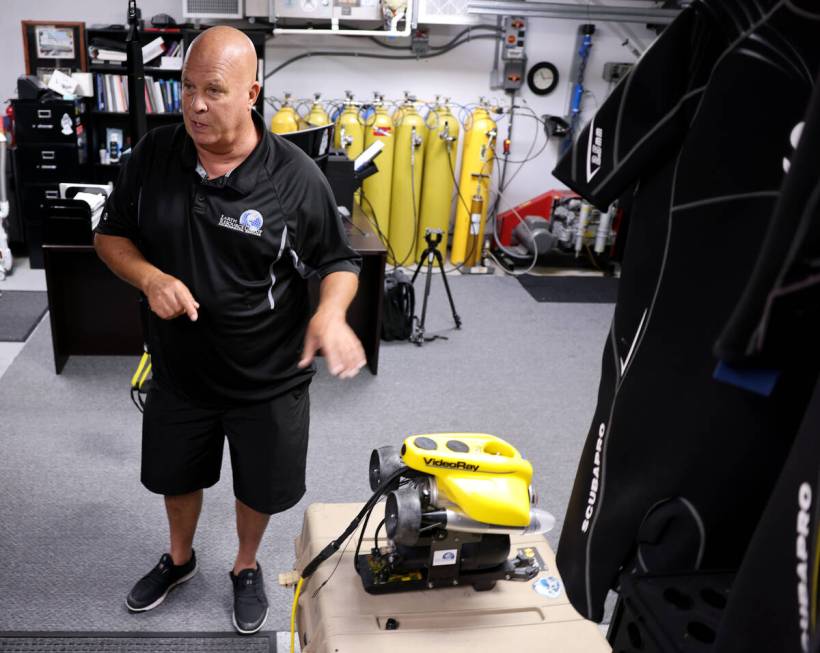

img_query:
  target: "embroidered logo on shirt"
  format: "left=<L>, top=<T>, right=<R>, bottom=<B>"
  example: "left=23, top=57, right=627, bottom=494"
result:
left=218, top=210, right=264, bottom=237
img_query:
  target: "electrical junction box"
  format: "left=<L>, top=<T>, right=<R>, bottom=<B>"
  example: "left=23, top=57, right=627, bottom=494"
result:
left=411, top=29, right=430, bottom=55
left=502, top=16, right=526, bottom=61
left=503, top=60, right=526, bottom=92
left=603, top=62, right=634, bottom=83
left=292, top=503, right=611, bottom=653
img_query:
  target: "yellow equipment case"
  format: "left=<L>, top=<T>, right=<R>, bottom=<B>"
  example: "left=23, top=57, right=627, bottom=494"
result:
left=293, top=503, right=611, bottom=653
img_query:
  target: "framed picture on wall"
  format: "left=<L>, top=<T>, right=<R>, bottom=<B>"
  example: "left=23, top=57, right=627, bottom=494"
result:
left=21, top=21, right=87, bottom=83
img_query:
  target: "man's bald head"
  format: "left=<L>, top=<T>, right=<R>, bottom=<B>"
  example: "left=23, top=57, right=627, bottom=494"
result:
left=185, top=26, right=257, bottom=84
left=181, top=26, right=261, bottom=154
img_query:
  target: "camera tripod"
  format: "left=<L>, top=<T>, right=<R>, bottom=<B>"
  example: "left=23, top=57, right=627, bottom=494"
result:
left=409, top=229, right=462, bottom=346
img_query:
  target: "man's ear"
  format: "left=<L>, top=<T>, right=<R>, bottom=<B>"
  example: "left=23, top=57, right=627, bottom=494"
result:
left=249, top=81, right=261, bottom=109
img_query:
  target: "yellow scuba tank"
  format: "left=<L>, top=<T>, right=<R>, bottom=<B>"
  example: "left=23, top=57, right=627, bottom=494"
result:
left=450, top=99, right=498, bottom=266
left=270, top=92, right=300, bottom=134
left=334, top=91, right=364, bottom=160
left=390, top=90, right=413, bottom=126
left=306, top=92, right=330, bottom=127
left=361, top=92, right=396, bottom=241
left=416, top=97, right=460, bottom=266
left=387, top=98, right=427, bottom=266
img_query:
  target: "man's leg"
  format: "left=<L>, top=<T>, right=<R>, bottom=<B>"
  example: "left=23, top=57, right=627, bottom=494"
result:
left=223, top=382, right=310, bottom=634
left=233, top=498, right=271, bottom=574
left=129, top=384, right=223, bottom=613
left=166, top=490, right=204, bottom=566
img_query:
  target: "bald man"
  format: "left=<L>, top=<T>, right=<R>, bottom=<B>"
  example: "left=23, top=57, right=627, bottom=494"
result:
left=94, top=27, right=364, bottom=634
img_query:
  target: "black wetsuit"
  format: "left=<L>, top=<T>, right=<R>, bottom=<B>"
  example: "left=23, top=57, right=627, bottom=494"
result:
left=552, top=0, right=820, bottom=621
left=712, top=71, right=820, bottom=653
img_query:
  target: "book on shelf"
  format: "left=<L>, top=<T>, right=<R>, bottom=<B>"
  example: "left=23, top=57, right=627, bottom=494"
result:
left=95, top=74, right=181, bottom=113
left=89, top=36, right=127, bottom=52
left=89, top=36, right=183, bottom=68
left=90, top=47, right=127, bottom=63
left=159, top=56, right=183, bottom=70
left=142, top=36, right=165, bottom=65
left=89, top=36, right=127, bottom=64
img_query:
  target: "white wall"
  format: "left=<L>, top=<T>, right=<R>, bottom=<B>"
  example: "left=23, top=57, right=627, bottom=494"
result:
left=1, top=1, right=655, bottom=209
left=265, top=20, right=651, bottom=208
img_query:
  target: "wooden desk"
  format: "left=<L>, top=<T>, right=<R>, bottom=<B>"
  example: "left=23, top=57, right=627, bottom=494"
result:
left=42, top=244, right=144, bottom=374
left=43, top=205, right=386, bottom=375
left=340, top=204, right=387, bottom=374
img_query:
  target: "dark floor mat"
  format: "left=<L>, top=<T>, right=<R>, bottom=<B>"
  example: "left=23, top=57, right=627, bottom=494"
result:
left=0, top=291, right=48, bottom=341
left=0, top=632, right=276, bottom=652
left=517, top=275, right=618, bottom=303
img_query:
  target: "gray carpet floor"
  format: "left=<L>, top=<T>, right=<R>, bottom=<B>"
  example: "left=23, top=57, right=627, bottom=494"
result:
left=0, top=275, right=613, bottom=633
left=0, top=291, right=48, bottom=342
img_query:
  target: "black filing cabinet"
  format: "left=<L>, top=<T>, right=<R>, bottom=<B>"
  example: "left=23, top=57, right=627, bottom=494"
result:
left=12, top=99, right=87, bottom=268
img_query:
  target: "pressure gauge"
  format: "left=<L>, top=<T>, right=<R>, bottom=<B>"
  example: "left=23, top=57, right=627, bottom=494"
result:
left=527, top=62, right=559, bottom=96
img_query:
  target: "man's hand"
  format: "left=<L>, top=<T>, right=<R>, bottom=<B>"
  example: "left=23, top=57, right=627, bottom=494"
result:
left=298, top=308, right=366, bottom=378
left=143, top=271, right=200, bottom=321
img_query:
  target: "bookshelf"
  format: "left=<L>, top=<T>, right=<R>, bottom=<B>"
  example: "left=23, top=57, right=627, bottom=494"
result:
left=87, top=25, right=185, bottom=182
left=85, top=25, right=267, bottom=183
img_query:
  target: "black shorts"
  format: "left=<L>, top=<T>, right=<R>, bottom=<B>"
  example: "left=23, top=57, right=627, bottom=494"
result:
left=141, top=381, right=310, bottom=515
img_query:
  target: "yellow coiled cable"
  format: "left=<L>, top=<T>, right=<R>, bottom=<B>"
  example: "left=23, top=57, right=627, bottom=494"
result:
left=290, top=577, right=304, bottom=653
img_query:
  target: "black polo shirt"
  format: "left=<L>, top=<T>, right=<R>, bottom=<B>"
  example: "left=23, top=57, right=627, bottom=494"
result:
left=95, top=111, right=361, bottom=406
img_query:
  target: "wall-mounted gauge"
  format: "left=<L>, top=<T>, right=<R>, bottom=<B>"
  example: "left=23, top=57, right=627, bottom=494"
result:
left=527, top=62, right=560, bottom=96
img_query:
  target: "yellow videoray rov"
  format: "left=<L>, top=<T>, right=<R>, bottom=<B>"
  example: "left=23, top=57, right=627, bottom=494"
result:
left=365, top=431, right=554, bottom=590
left=399, top=433, right=533, bottom=526
left=286, top=432, right=555, bottom=651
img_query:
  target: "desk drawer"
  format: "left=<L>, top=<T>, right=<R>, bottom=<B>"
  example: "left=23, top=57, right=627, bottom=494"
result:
left=20, top=183, right=60, bottom=269
left=15, top=145, right=85, bottom=181
left=13, top=100, right=86, bottom=144
left=21, top=183, right=61, bottom=222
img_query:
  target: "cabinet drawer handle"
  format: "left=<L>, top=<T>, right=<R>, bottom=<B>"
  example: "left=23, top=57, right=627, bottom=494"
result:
left=41, top=151, right=55, bottom=160
left=37, top=109, right=52, bottom=119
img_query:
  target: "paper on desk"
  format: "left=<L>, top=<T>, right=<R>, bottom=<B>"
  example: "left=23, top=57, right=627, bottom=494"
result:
left=47, top=69, right=78, bottom=97
left=74, top=192, right=107, bottom=231
left=71, top=73, right=94, bottom=98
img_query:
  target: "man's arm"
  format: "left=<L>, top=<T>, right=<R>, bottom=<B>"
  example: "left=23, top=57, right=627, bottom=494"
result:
left=298, top=271, right=365, bottom=378
left=95, top=233, right=199, bottom=321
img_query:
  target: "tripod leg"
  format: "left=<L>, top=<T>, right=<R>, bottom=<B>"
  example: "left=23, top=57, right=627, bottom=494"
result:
left=410, top=249, right=429, bottom=285
left=417, top=252, right=435, bottom=342
left=435, top=250, right=462, bottom=329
